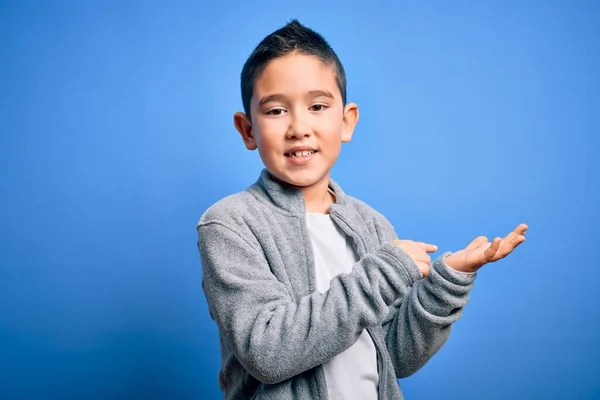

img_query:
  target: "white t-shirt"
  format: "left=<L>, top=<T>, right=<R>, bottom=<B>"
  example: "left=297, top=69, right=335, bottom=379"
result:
left=306, top=212, right=379, bottom=400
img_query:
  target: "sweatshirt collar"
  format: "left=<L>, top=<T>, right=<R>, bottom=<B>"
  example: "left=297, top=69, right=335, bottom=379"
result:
left=248, top=169, right=348, bottom=214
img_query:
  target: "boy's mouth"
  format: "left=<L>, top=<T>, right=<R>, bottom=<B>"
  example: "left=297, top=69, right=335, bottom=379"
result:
left=284, top=150, right=318, bottom=158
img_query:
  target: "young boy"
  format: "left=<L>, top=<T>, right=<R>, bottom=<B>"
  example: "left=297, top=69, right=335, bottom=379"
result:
left=197, top=20, right=527, bottom=400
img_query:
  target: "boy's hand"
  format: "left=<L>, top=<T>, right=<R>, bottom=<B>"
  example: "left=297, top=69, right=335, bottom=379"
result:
left=445, top=223, right=528, bottom=273
left=393, top=240, right=438, bottom=277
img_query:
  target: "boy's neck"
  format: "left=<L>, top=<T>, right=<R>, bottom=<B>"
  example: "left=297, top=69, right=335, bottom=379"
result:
left=299, top=178, right=335, bottom=214
left=267, top=171, right=335, bottom=214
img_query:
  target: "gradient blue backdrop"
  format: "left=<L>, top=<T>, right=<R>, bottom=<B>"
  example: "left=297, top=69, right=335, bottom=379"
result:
left=1, top=1, right=599, bottom=399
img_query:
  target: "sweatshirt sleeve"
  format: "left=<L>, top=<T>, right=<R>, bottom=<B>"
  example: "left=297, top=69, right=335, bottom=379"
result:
left=373, top=216, right=477, bottom=378
left=198, top=220, right=421, bottom=385
left=382, top=254, right=476, bottom=378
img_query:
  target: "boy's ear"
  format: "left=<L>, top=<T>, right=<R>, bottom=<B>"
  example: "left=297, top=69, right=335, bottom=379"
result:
left=234, top=112, right=257, bottom=150
left=341, top=102, right=359, bottom=143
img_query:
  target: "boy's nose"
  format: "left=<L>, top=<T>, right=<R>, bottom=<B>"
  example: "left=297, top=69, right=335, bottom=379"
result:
left=286, top=117, right=311, bottom=139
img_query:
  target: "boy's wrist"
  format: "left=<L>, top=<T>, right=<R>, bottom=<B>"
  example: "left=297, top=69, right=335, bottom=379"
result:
left=438, top=252, right=476, bottom=278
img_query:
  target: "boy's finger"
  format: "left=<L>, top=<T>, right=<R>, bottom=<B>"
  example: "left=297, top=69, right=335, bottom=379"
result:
left=503, top=231, right=517, bottom=243
left=483, top=237, right=501, bottom=260
left=416, top=261, right=430, bottom=277
left=415, top=242, right=438, bottom=253
left=497, top=235, right=525, bottom=259
left=509, top=235, right=526, bottom=251
left=413, top=253, right=432, bottom=264
left=501, top=224, right=527, bottom=245
left=509, top=234, right=526, bottom=245
left=466, top=236, right=488, bottom=250
left=515, top=223, right=528, bottom=235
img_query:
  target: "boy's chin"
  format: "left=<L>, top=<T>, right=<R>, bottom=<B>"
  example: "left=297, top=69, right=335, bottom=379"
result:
left=267, top=169, right=329, bottom=189
left=271, top=174, right=328, bottom=189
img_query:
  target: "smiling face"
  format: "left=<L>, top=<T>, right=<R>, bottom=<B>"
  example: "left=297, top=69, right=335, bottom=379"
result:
left=234, top=53, right=358, bottom=195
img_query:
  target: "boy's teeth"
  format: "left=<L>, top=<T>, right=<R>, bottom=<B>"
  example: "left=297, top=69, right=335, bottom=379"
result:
left=290, top=150, right=315, bottom=157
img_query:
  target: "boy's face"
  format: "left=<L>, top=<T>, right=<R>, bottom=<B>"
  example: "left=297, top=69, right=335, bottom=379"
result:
left=234, top=53, right=358, bottom=191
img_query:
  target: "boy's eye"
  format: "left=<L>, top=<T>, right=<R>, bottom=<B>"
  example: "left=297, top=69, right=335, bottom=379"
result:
left=310, top=104, right=328, bottom=112
left=266, top=108, right=286, bottom=116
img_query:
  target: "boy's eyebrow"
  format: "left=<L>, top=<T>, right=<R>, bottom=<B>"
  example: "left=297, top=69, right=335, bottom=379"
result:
left=258, top=90, right=336, bottom=107
left=307, top=90, right=335, bottom=99
left=258, top=93, right=287, bottom=107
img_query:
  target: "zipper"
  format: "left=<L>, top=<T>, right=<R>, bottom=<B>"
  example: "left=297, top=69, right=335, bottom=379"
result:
left=299, top=212, right=329, bottom=399
left=330, top=207, right=386, bottom=398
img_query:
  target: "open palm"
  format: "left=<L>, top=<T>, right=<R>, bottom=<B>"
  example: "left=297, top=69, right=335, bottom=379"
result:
left=445, top=224, right=528, bottom=273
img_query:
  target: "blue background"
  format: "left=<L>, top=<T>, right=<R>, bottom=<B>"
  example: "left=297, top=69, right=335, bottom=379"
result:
left=1, top=1, right=599, bottom=399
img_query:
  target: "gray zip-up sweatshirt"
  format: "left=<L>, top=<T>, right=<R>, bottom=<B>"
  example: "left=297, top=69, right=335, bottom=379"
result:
left=197, top=169, right=476, bottom=399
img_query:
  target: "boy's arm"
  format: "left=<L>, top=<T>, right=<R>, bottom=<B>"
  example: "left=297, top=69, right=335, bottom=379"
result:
left=374, top=216, right=476, bottom=378
left=379, top=217, right=526, bottom=378
left=381, top=255, right=475, bottom=378
left=198, top=220, right=421, bottom=385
